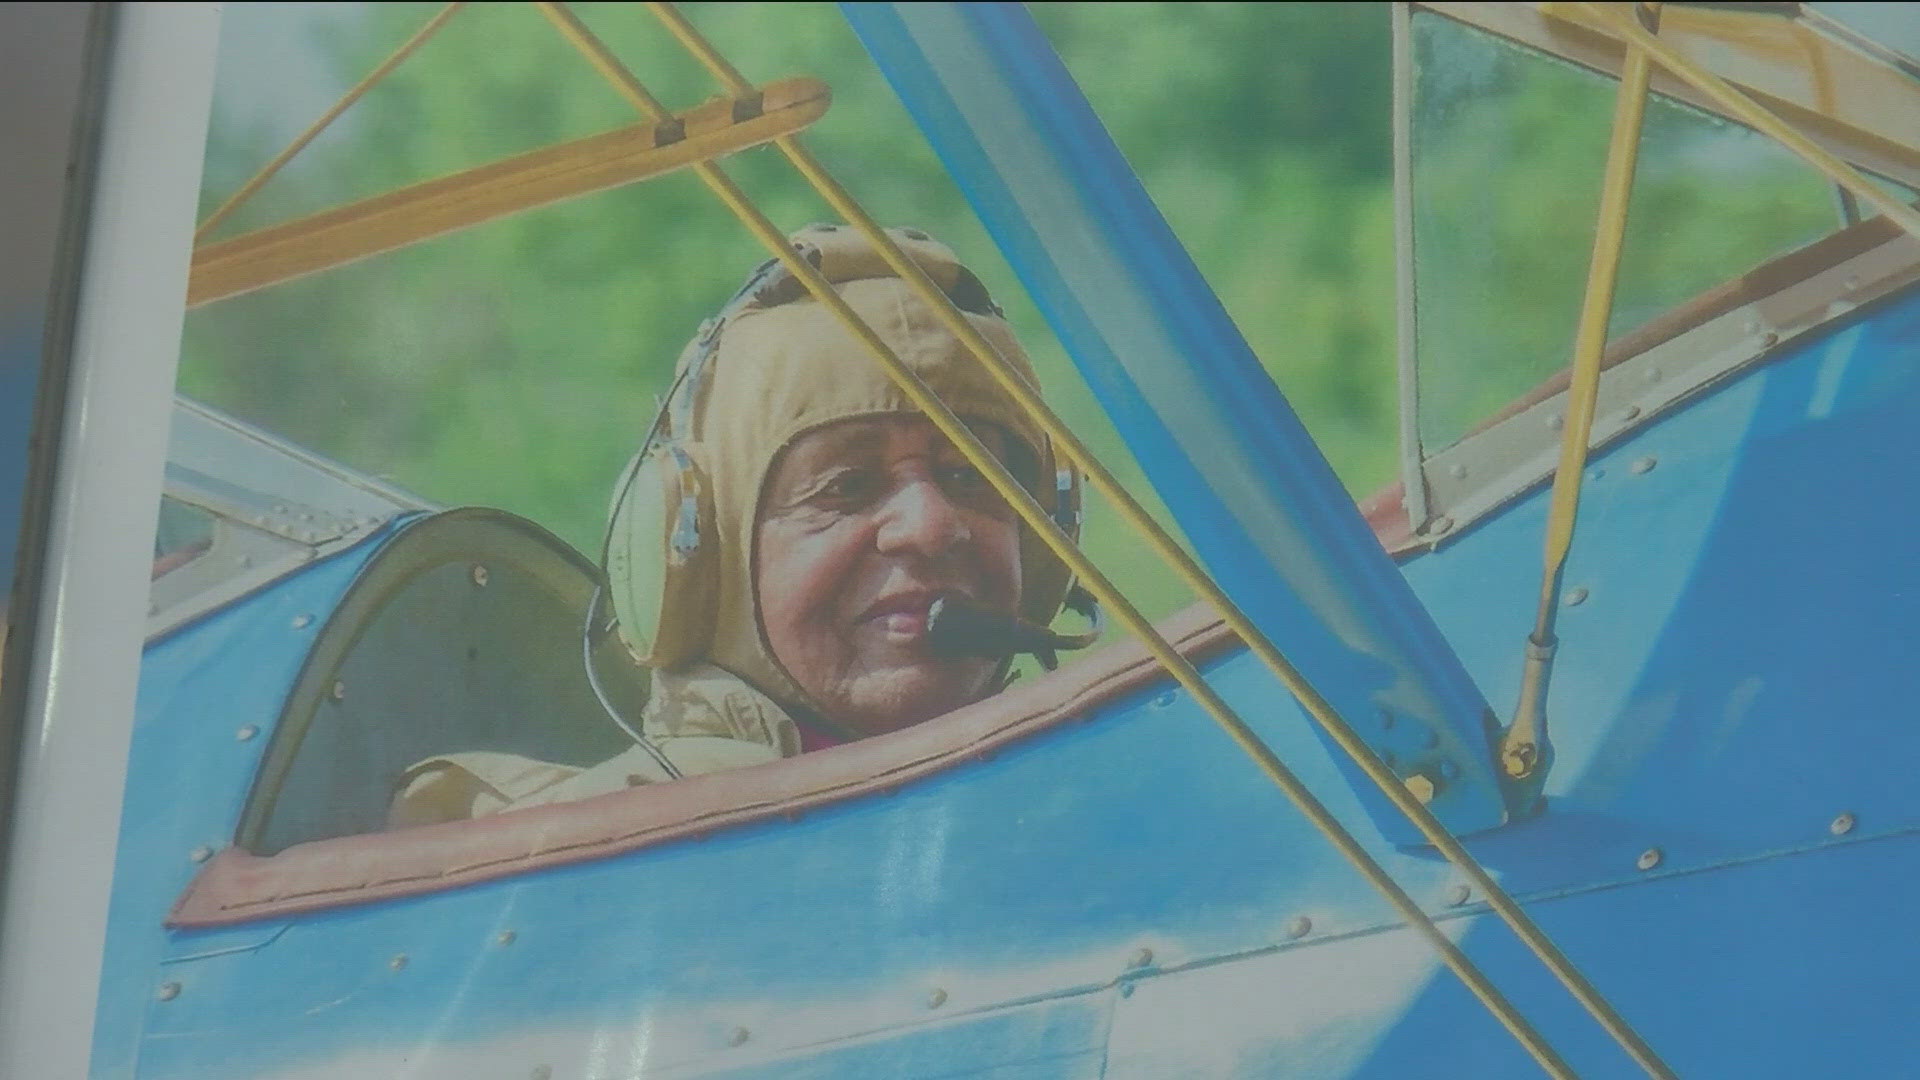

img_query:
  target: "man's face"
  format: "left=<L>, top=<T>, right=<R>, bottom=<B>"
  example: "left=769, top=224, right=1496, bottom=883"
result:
left=755, top=414, right=1024, bottom=738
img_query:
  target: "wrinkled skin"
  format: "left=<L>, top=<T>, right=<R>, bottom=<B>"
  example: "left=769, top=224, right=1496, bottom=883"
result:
left=755, top=415, right=1023, bottom=738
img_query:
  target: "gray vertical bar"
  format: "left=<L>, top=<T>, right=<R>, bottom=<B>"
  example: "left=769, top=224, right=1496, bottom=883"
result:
left=0, top=6, right=219, bottom=1075
left=0, top=0, right=115, bottom=936
left=1391, top=2, right=1431, bottom=531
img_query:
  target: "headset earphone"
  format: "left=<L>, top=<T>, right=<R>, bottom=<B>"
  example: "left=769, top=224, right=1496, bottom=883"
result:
left=596, top=224, right=1085, bottom=681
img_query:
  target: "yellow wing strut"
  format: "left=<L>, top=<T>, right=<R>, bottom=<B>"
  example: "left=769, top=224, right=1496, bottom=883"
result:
left=187, top=78, right=828, bottom=307
left=1501, top=4, right=1657, bottom=801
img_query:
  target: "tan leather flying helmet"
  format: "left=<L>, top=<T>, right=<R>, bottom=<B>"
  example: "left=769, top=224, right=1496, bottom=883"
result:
left=605, top=224, right=1081, bottom=712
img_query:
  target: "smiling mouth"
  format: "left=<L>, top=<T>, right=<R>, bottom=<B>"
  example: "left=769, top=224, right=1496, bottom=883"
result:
left=860, top=590, right=955, bottom=640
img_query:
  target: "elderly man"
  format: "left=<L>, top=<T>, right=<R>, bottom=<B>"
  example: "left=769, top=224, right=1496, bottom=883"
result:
left=390, top=226, right=1077, bottom=825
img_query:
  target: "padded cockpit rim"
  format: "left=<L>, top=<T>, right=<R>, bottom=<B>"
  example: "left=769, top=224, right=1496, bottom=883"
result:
left=172, top=601, right=1239, bottom=927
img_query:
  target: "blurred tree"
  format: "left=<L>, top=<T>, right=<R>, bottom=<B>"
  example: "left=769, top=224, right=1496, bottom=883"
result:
left=181, top=1, right=1406, bottom=628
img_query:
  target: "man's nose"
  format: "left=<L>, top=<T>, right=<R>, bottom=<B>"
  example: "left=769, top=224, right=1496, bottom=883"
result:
left=874, top=478, right=971, bottom=557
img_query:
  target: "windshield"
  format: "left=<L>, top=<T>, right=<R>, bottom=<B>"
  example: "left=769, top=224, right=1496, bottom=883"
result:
left=1409, top=10, right=1847, bottom=453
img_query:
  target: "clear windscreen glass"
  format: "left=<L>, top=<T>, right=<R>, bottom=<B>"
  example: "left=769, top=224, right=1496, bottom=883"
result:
left=1410, top=10, right=1845, bottom=453
left=150, top=496, right=217, bottom=578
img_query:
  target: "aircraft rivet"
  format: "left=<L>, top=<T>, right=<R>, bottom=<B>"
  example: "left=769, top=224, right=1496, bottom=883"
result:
left=1843, top=276, right=1861, bottom=293
left=389, top=954, right=409, bottom=971
left=1447, top=463, right=1467, bottom=480
left=1447, top=884, right=1472, bottom=907
left=1438, top=759, right=1459, bottom=780
left=1404, top=774, right=1436, bottom=804
left=1630, top=456, right=1658, bottom=475
left=1636, top=847, right=1663, bottom=871
left=1120, top=983, right=1136, bottom=998
left=1564, top=587, right=1589, bottom=607
left=1425, top=515, right=1454, bottom=536
left=291, top=613, right=313, bottom=630
left=726, top=1026, right=751, bottom=1047
left=156, top=981, right=181, bottom=1002
left=330, top=680, right=346, bottom=701
left=470, top=564, right=490, bottom=587
left=1284, top=915, right=1312, bottom=939
left=189, top=845, right=213, bottom=863
left=1618, top=405, right=1641, bottom=422
left=1830, top=812, right=1856, bottom=836
left=1153, top=691, right=1176, bottom=708
left=926, top=988, right=948, bottom=1009
left=1547, top=413, right=1565, bottom=431
left=1646, top=367, right=1663, bottom=383
left=496, top=930, right=517, bottom=947
left=1127, top=947, right=1153, bottom=969
left=236, top=724, right=258, bottom=741
left=1759, top=331, right=1780, bottom=348
left=237, top=554, right=253, bottom=568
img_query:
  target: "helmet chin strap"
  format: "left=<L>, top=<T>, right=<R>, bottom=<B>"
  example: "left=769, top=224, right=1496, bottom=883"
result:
left=926, top=586, right=1101, bottom=672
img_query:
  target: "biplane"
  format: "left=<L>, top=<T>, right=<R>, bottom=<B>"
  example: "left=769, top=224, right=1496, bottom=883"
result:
left=77, top=2, right=1920, bottom=1077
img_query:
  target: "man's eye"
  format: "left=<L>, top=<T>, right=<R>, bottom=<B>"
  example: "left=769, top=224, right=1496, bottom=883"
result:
left=940, top=462, right=986, bottom=487
left=940, top=462, right=1003, bottom=502
left=813, top=469, right=881, bottom=506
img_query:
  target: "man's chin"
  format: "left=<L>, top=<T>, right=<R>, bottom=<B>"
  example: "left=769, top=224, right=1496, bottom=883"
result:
left=837, top=661, right=998, bottom=737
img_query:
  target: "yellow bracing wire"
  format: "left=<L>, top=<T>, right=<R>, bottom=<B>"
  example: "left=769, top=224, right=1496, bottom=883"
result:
left=536, top=3, right=1575, bottom=1075
left=1572, top=0, right=1920, bottom=243
left=194, top=3, right=466, bottom=244
left=644, top=3, right=1675, bottom=1077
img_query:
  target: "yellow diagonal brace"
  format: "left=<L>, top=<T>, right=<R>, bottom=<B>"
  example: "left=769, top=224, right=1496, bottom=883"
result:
left=546, top=4, right=1575, bottom=1076
left=186, top=76, right=828, bottom=307
left=1572, top=1, right=1920, bottom=242
left=649, top=4, right=1672, bottom=1077
left=195, top=3, right=465, bottom=243
left=1509, top=6, right=1657, bottom=787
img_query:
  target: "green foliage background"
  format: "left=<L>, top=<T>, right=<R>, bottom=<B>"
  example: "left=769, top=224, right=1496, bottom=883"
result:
left=182, top=2, right=1843, bottom=632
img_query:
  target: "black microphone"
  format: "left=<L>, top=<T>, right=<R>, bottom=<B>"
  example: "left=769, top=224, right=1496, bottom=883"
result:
left=926, top=590, right=1100, bottom=671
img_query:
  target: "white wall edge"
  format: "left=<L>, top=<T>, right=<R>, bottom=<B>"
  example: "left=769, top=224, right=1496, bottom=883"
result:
left=0, top=4, right=218, bottom=1075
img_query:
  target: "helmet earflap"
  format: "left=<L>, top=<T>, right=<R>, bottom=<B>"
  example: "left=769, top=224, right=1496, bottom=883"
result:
left=606, top=441, right=717, bottom=667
